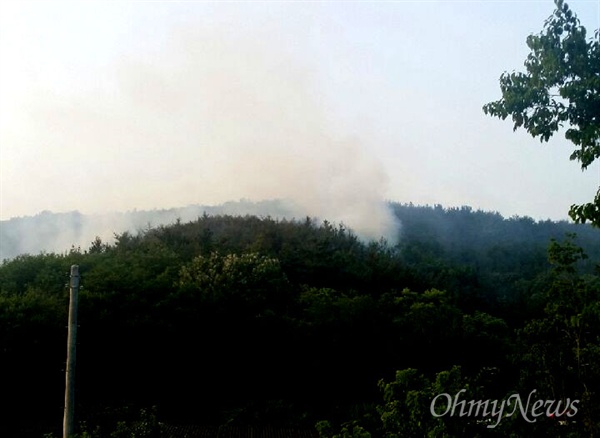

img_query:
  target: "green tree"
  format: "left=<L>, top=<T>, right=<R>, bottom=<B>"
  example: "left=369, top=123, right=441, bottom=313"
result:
left=483, top=0, right=600, bottom=226
left=515, top=235, right=600, bottom=435
left=376, top=366, right=486, bottom=437
left=177, top=251, right=290, bottom=315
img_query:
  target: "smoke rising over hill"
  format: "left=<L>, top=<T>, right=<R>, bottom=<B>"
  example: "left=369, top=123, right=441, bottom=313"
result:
left=2, top=22, right=399, bottom=245
left=4, top=199, right=600, bottom=263
left=0, top=200, right=298, bottom=261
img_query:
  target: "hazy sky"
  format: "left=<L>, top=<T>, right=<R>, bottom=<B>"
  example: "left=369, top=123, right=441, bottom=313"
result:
left=1, top=1, right=599, bottom=228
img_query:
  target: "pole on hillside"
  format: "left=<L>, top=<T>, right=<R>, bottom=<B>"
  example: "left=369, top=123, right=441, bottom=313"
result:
left=63, top=265, right=79, bottom=438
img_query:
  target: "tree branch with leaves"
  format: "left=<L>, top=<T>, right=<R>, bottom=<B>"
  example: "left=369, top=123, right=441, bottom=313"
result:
left=483, top=0, right=600, bottom=226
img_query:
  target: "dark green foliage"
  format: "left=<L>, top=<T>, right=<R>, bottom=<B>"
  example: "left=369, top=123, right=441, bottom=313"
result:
left=514, top=235, right=600, bottom=436
left=178, top=251, right=290, bottom=314
left=0, top=206, right=598, bottom=437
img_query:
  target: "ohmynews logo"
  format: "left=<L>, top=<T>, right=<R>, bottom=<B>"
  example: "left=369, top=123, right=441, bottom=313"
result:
left=430, top=389, right=579, bottom=429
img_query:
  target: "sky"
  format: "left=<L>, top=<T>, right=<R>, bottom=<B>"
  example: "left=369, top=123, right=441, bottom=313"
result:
left=1, top=0, right=599, bottom=239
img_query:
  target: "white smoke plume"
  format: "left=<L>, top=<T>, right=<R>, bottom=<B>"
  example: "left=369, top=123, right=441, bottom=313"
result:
left=2, top=23, right=400, bottom=258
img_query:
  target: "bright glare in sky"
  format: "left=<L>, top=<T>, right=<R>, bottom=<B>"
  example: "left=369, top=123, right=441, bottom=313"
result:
left=0, top=1, right=599, bottom=225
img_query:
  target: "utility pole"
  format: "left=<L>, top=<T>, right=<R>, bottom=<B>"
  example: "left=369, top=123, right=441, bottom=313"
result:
left=63, top=265, right=79, bottom=438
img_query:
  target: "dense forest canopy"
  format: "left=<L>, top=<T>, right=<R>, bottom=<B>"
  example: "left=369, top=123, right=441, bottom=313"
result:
left=3, top=200, right=600, bottom=262
left=1, top=203, right=599, bottom=437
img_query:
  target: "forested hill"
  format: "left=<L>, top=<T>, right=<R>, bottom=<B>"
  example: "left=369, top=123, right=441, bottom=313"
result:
left=395, top=203, right=599, bottom=269
left=2, top=200, right=599, bottom=262
left=392, top=202, right=599, bottom=254
left=0, top=199, right=302, bottom=261
left=1, top=205, right=599, bottom=437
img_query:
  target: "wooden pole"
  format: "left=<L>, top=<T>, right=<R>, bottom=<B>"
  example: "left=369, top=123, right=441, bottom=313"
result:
left=63, top=265, right=79, bottom=438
